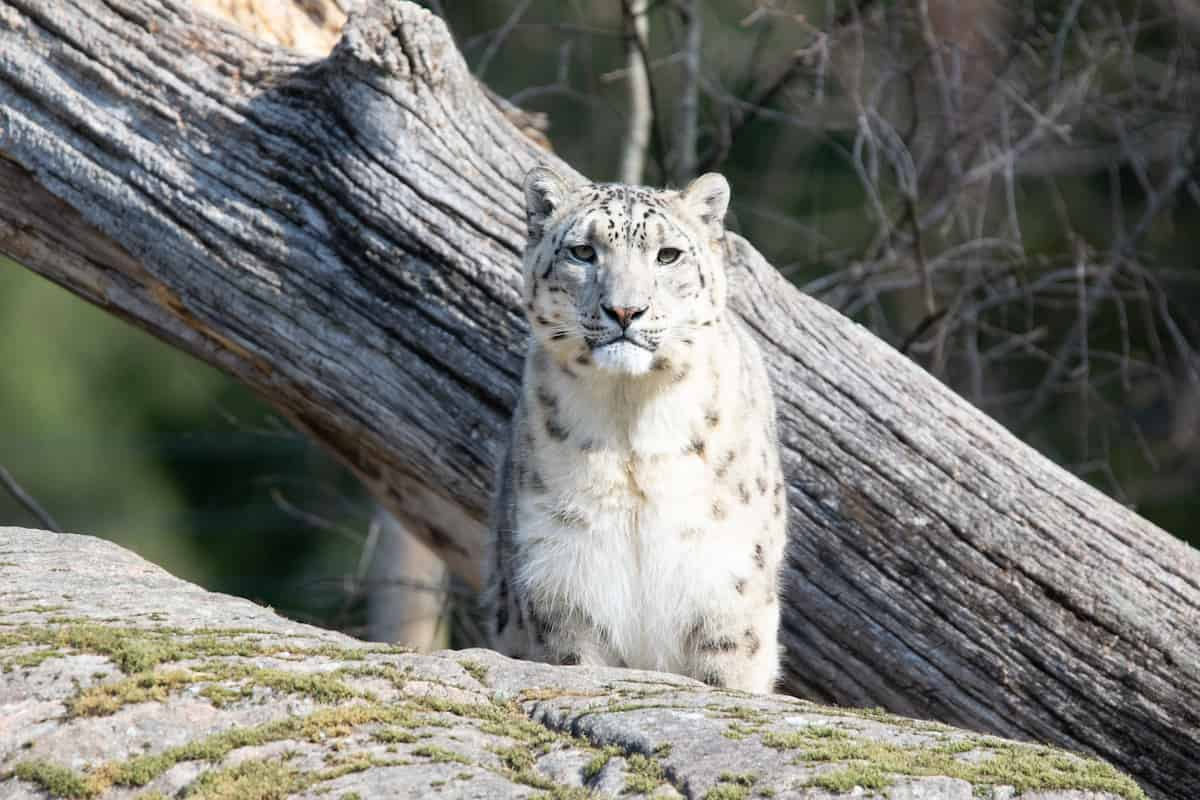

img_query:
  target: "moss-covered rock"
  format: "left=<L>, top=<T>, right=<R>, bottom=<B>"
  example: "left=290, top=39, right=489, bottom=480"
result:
left=0, top=529, right=1145, bottom=799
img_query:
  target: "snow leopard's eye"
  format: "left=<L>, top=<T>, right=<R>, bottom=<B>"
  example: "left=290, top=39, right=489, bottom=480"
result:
left=656, top=247, right=682, bottom=265
left=568, top=245, right=596, bottom=263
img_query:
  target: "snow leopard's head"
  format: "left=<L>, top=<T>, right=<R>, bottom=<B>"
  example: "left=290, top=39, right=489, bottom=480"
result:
left=521, top=167, right=731, bottom=376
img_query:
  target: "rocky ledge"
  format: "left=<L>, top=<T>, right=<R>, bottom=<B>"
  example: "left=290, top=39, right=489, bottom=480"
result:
left=0, top=528, right=1143, bottom=799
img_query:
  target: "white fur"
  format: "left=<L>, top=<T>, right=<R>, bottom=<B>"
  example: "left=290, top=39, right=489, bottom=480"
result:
left=486, top=171, right=785, bottom=693
left=509, top=323, right=783, bottom=689
left=590, top=340, right=656, bottom=375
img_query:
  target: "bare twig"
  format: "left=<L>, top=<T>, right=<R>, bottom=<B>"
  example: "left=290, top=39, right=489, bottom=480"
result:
left=473, top=0, right=533, bottom=80
left=0, top=464, right=60, bottom=532
left=674, top=0, right=702, bottom=183
left=622, top=0, right=670, bottom=182
left=898, top=308, right=949, bottom=355
left=270, top=488, right=365, bottom=546
left=832, top=0, right=883, bottom=28
left=618, top=0, right=652, bottom=184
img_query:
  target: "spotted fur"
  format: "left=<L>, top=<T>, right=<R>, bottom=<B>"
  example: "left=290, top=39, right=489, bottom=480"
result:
left=483, top=167, right=787, bottom=693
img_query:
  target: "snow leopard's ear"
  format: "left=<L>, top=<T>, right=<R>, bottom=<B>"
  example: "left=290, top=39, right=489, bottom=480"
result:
left=680, top=172, right=731, bottom=235
left=524, top=166, right=572, bottom=241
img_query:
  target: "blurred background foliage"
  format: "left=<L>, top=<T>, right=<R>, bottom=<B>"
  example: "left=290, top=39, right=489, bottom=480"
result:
left=2, top=0, right=1197, bottom=640
left=0, top=260, right=372, bottom=628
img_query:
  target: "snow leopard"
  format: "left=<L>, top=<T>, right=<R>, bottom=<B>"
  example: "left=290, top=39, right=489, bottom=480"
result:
left=482, top=166, right=787, bottom=693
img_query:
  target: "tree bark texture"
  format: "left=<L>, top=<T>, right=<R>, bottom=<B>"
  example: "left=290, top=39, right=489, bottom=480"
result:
left=0, top=2, right=1197, bottom=797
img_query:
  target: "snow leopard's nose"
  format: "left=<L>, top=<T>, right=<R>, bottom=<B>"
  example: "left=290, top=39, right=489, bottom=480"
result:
left=602, top=304, right=649, bottom=330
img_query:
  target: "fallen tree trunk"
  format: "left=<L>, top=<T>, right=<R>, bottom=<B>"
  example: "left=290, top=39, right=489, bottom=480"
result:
left=0, top=1, right=1197, bottom=797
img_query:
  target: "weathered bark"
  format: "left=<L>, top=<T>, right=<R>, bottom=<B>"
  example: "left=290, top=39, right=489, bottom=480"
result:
left=0, top=2, right=1197, bottom=798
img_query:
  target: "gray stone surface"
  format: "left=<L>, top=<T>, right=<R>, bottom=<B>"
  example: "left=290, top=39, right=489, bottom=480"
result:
left=0, top=529, right=1143, bottom=799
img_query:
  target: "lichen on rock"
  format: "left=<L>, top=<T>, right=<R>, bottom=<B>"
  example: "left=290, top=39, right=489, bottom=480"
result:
left=0, top=529, right=1144, bottom=799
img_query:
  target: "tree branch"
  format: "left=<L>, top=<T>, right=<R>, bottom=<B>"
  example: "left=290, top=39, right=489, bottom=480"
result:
left=0, top=464, right=60, bottom=532
left=673, top=0, right=701, bottom=182
left=618, top=0, right=652, bottom=185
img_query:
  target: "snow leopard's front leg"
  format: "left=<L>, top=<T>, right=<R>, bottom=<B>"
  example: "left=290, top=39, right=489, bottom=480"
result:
left=484, top=415, right=621, bottom=668
left=685, top=585, right=781, bottom=693
left=496, top=586, right=623, bottom=668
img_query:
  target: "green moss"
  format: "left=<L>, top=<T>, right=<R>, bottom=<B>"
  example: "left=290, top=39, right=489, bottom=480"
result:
left=707, top=705, right=772, bottom=741
left=704, top=772, right=758, bottom=800
left=805, top=726, right=849, bottom=739
left=249, top=667, right=368, bottom=704
left=763, top=731, right=1145, bottom=798
left=935, top=738, right=981, bottom=755
left=492, top=743, right=595, bottom=794
left=717, top=772, right=757, bottom=786
left=413, top=694, right=508, bottom=721
left=339, top=663, right=408, bottom=690
left=511, top=769, right=557, bottom=790
left=314, top=755, right=374, bottom=781
left=722, top=722, right=758, bottom=741
left=64, top=659, right=375, bottom=718
left=594, top=701, right=688, bottom=717
left=199, top=684, right=252, bottom=708
left=47, top=625, right=220, bottom=672
left=0, top=604, right=69, bottom=615
left=85, top=704, right=419, bottom=791
left=518, top=686, right=611, bottom=703
left=760, top=727, right=847, bottom=749
left=340, top=794, right=363, bottom=800
left=706, top=704, right=769, bottom=723
left=622, top=753, right=666, bottom=795
left=529, top=789, right=597, bottom=800
left=412, top=745, right=471, bottom=765
left=0, top=622, right=394, bottom=677
left=495, top=746, right=536, bottom=772
left=478, top=717, right=559, bottom=746
left=289, top=705, right=417, bottom=743
left=809, top=704, right=951, bottom=733
left=4, top=648, right=68, bottom=671
left=458, top=659, right=490, bottom=685
left=582, top=746, right=622, bottom=781
left=13, top=759, right=96, bottom=799
left=373, top=727, right=418, bottom=744
left=0, top=624, right=217, bottom=673
left=808, top=764, right=890, bottom=792
left=184, top=758, right=306, bottom=799
left=68, top=669, right=197, bottom=716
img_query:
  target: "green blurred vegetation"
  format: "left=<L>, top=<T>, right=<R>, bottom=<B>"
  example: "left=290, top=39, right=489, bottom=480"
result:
left=1, top=0, right=1197, bottom=635
left=0, top=259, right=371, bottom=627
